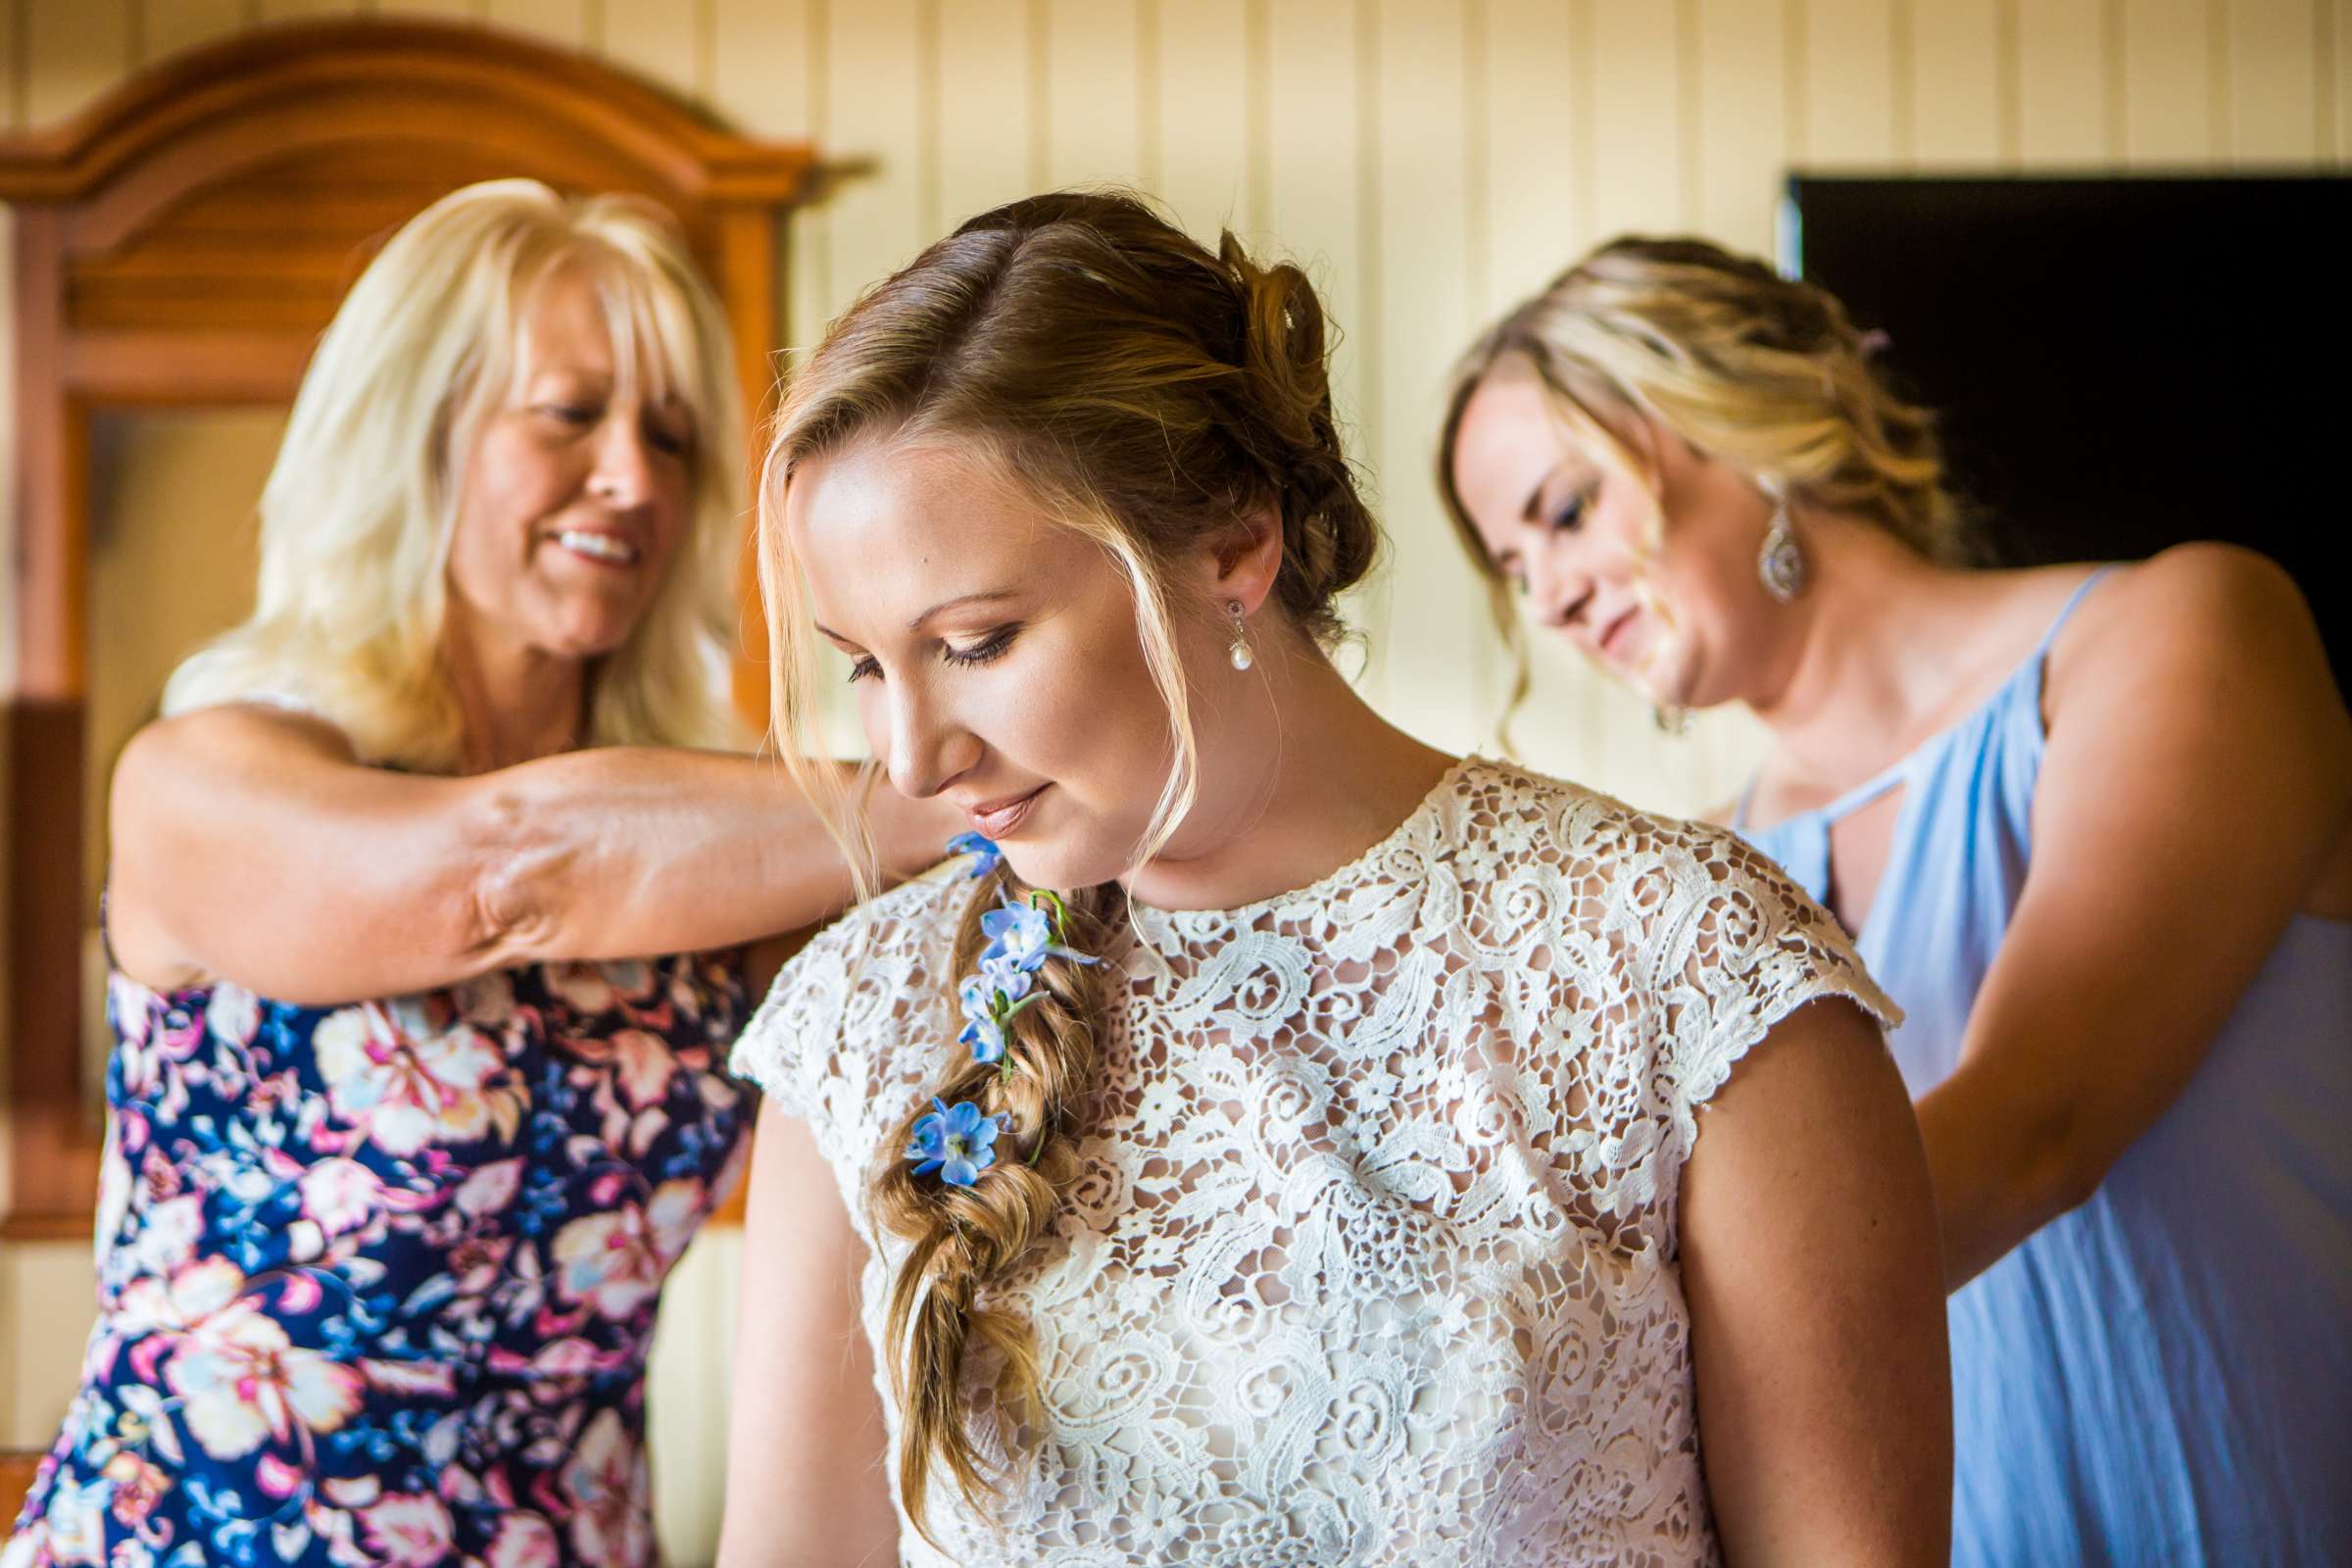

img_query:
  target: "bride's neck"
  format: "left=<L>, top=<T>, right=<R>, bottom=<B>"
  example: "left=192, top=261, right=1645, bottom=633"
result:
left=1122, top=643, right=1453, bottom=912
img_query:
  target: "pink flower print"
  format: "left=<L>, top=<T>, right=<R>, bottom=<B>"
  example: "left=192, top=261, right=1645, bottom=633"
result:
left=299, top=1158, right=382, bottom=1238
left=313, top=1003, right=521, bottom=1158
left=206, top=986, right=260, bottom=1048
left=446, top=1233, right=514, bottom=1295
left=114, top=1255, right=245, bottom=1345
left=565, top=1030, right=678, bottom=1154
left=545, top=961, right=654, bottom=1017
left=163, top=1292, right=365, bottom=1460
left=452, top=970, right=515, bottom=1028
left=123, top=1194, right=206, bottom=1278
left=109, top=974, right=155, bottom=1051
left=455, top=1157, right=524, bottom=1220
left=357, top=1492, right=456, bottom=1567
left=33, top=1473, right=108, bottom=1565
left=570, top=1029, right=676, bottom=1112
left=99, top=1450, right=170, bottom=1528
left=562, top=1409, right=651, bottom=1568
left=548, top=1177, right=705, bottom=1321
left=482, top=1512, right=560, bottom=1568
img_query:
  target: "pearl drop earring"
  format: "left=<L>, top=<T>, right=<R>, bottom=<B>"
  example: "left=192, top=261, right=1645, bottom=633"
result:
left=1226, top=600, right=1254, bottom=671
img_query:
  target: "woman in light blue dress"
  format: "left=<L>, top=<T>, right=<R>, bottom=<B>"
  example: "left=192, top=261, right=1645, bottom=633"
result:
left=1436, top=236, right=2350, bottom=1565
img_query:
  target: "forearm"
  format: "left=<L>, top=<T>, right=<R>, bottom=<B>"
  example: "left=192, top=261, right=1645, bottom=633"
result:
left=1913, top=1065, right=2092, bottom=1291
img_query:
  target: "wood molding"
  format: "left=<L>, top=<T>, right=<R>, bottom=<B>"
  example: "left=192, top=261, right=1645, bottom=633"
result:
left=0, top=20, right=815, bottom=1240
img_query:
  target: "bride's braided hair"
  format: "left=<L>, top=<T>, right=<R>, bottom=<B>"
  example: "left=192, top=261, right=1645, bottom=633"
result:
left=758, top=190, right=1379, bottom=1532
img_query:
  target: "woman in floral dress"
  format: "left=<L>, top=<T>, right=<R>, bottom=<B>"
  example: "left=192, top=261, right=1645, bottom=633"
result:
left=3, top=182, right=951, bottom=1568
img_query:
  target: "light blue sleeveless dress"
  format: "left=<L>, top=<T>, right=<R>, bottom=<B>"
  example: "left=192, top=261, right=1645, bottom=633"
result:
left=1738, top=571, right=2352, bottom=1566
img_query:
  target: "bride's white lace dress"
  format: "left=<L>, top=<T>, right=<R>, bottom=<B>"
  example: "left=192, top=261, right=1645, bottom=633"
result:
left=733, top=759, right=1894, bottom=1565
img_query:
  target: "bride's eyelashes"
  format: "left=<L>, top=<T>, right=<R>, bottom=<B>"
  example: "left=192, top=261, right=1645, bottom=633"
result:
left=843, top=623, right=1023, bottom=684
left=943, top=624, right=1021, bottom=668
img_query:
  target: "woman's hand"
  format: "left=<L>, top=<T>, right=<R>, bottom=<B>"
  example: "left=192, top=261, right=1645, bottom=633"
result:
left=1681, top=998, right=1952, bottom=1566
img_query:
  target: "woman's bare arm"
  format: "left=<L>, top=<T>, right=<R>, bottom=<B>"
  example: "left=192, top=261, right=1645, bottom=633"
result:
left=106, top=704, right=958, bottom=1004
left=1681, top=998, right=1952, bottom=1567
left=1917, top=545, right=2352, bottom=1286
left=716, top=1102, right=900, bottom=1567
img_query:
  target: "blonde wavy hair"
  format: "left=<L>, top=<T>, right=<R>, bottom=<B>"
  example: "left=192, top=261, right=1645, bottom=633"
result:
left=758, top=190, right=1379, bottom=1536
left=1436, top=235, right=1963, bottom=727
left=164, top=178, right=745, bottom=769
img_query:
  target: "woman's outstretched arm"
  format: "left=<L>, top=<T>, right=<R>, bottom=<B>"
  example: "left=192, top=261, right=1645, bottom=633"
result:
left=1915, top=545, right=2352, bottom=1287
left=1680, top=998, right=1952, bottom=1567
left=106, top=704, right=958, bottom=1004
left=716, top=1102, right=900, bottom=1567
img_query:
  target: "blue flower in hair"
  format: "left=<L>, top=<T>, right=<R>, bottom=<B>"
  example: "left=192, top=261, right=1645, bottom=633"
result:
left=981, top=891, right=1102, bottom=975
left=958, top=956, right=1039, bottom=1066
left=947, top=831, right=1004, bottom=879
left=908, top=1098, right=1002, bottom=1187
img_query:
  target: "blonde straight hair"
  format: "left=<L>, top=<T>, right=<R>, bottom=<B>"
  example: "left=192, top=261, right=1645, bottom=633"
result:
left=759, top=191, right=1380, bottom=1537
left=165, top=178, right=745, bottom=769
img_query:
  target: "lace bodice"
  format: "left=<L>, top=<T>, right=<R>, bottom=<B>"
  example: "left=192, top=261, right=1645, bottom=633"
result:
left=733, top=759, right=1894, bottom=1566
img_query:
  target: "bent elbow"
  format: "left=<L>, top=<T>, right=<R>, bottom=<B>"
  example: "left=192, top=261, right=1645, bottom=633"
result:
left=2025, top=1106, right=2118, bottom=1225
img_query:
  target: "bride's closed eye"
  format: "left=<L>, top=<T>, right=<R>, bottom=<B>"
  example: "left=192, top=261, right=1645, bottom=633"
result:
left=943, top=624, right=1022, bottom=668
left=842, top=624, right=1023, bottom=684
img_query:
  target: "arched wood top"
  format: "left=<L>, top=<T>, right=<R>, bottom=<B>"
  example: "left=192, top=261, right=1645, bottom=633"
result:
left=0, top=19, right=814, bottom=212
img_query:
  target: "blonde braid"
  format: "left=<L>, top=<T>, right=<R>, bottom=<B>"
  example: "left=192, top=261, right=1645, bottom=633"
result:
left=869, top=869, right=1122, bottom=1535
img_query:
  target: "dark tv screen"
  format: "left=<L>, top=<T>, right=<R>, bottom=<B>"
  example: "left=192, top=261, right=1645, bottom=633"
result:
left=1785, top=174, right=2349, bottom=694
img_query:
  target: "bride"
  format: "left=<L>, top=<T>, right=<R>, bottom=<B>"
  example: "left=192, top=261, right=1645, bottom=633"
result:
left=718, top=192, right=1950, bottom=1566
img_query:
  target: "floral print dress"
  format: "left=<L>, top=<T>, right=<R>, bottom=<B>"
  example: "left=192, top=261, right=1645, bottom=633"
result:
left=3, top=952, right=753, bottom=1568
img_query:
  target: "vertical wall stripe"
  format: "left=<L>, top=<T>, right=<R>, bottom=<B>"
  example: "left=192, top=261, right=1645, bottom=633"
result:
left=1677, top=0, right=1701, bottom=224
left=485, top=0, right=590, bottom=46
left=2230, top=0, right=2323, bottom=161
left=1912, top=0, right=2002, bottom=168
left=914, top=0, right=941, bottom=235
left=1590, top=1, right=1686, bottom=235
left=23, top=0, right=132, bottom=125
left=1697, top=0, right=1790, bottom=256
left=1026, top=0, right=1050, bottom=189
left=1784, top=0, right=1809, bottom=162
left=2319, top=0, right=2341, bottom=158
left=1152, top=0, right=1248, bottom=239
left=1462, top=0, right=1489, bottom=323
left=2124, top=0, right=2219, bottom=165
left=1994, top=0, right=2022, bottom=163
left=1890, top=0, right=1916, bottom=163
left=2210, top=0, right=2232, bottom=154
left=1244, top=0, right=1271, bottom=233
left=1571, top=0, right=1596, bottom=245
left=2103, top=0, right=2129, bottom=159
left=146, top=0, right=255, bottom=66
left=1135, top=0, right=1161, bottom=197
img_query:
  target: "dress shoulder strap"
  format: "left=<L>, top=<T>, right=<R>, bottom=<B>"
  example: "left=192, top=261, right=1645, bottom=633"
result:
left=2031, top=568, right=2115, bottom=663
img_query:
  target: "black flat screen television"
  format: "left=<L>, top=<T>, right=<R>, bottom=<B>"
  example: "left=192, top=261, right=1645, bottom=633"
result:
left=1783, top=174, right=2349, bottom=694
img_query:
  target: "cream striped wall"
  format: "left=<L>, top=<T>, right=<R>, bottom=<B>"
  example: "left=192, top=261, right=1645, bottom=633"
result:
left=3, top=1, right=2344, bottom=1559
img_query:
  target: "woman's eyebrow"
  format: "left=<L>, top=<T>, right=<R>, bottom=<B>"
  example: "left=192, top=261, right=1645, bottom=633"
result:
left=907, top=589, right=1020, bottom=631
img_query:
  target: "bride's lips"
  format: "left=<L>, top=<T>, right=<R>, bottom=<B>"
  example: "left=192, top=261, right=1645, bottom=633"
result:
left=966, top=784, right=1047, bottom=838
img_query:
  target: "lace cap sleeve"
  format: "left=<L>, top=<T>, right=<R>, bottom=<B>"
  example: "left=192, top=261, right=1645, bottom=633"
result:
left=728, top=863, right=973, bottom=1127
left=1635, top=822, right=1901, bottom=1166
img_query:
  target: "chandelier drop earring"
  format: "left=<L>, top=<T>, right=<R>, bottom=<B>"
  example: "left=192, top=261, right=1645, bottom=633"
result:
left=1226, top=600, right=1254, bottom=671
left=1757, top=502, right=1806, bottom=604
